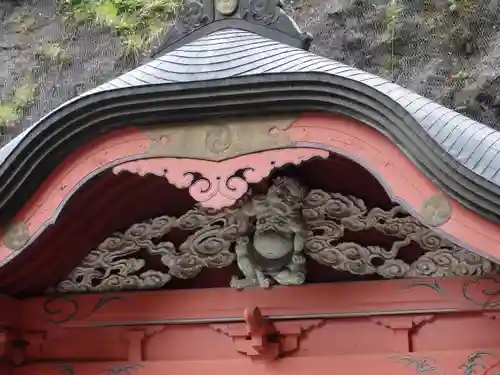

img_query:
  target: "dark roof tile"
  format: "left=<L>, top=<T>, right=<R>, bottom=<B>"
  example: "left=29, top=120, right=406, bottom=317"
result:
left=3, top=28, right=500, bottom=189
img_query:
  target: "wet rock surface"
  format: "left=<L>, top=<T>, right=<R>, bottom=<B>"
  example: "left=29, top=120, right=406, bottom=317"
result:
left=293, top=0, right=500, bottom=128
left=0, top=0, right=139, bottom=143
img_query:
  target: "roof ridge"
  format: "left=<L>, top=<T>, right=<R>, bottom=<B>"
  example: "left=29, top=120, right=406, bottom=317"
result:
left=153, top=0, right=312, bottom=54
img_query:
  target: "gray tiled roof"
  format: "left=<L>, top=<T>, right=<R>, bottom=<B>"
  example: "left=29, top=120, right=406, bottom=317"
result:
left=2, top=28, right=500, bottom=186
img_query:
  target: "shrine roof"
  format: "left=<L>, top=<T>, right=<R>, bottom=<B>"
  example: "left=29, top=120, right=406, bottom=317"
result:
left=1, top=0, right=500, bottom=224
left=90, top=27, right=500, bottom=188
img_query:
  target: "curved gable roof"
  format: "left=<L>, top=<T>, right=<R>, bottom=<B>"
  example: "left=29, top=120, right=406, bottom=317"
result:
left=0, top=1, right=500, bottom=224
left=93, top=28, right=500, bottom=187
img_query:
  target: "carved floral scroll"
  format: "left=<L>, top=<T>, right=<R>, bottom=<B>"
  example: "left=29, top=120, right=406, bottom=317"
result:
left=113, top=149, right=328, bottom=209
left=51, top=177, right=499, bottom=294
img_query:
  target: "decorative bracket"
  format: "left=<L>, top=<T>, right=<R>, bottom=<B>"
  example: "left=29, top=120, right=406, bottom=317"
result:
left=370, top=314, right=435, bottom=352
left=122, top=330, right=146, bottom=362
left=0, top=329, right=46, bottom=366
left=121, top=326, right=169, bottom=362
left=211, top=306, right=323, bottom=361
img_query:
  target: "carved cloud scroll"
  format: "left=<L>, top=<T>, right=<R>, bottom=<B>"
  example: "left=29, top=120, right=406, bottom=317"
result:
left=112, top=149, right=328, bottom=210
left=51, top=177, right=499, bottom=294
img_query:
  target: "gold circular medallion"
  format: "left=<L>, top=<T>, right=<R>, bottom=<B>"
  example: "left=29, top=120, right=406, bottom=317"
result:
left=421, top=194, right=452, bottom=227
left=216, top=0, right=238, bottom=16
left=2, top=222, right=30, bottom=251
left=205, top=125, right=232, bottom=154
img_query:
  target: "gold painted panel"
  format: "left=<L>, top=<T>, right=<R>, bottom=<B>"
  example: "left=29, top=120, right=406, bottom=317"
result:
left=144, top=117, right=296, bottom=161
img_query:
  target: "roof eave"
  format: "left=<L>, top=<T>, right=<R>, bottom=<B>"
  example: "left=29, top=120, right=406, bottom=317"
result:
left=0, top=72, right=498, bottom=228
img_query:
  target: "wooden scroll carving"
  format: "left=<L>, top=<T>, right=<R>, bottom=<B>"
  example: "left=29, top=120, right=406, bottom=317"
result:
left=211, top=306, right=324, bottom=361
left=51, top=177, right=499, bottom=294
left=112, top=148, right=329, bottom=210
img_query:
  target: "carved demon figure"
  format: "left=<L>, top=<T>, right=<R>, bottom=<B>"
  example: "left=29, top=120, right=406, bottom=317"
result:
left=53, top=176, right=500, bottom=295
left=230, top=177, right=309, bottom=289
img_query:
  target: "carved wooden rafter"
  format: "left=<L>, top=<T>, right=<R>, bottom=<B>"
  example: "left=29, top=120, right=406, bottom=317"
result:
left=50, top=177, right=499, bottom=294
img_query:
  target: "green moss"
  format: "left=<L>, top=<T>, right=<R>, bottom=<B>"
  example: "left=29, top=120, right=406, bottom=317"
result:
left=384, top=0, right=403, bottom=30
left=0, top=104, right=20, bottom=128
left=447, top=0, right=474, bottom=14
left=58, top=0, right=180, bottom=58
left=121, top=32, right=146, bottom=57
left=39, top=42, right=71, bottom=64
left=0, top=78, right=37, bottom=128
left=12, top=78, right=36, bottom=108
left=12, top=12, right=37, bottom=33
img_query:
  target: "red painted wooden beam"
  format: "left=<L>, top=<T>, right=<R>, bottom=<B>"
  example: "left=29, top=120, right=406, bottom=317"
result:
left=2, top=113, right=500, bottom=287
left=11, top=348, right=500, bottom=375
left=0, top=295, right=20, bottom=328
left=17, top=276, right=500, bottom=331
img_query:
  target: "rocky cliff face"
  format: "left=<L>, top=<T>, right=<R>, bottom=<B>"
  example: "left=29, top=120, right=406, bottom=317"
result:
left=0, top=0, right=137, bottom=145
left=296, top=0, right=500, bottom=127
left=1, top=0, right=500, bottom=145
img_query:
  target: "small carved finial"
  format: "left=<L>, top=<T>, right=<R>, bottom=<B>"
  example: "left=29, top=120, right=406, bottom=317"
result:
left=154, top=0, right=312, bottom=54
left=216, top=0, right=239, bottom=15
left=178, top=0, right=209, bottom=33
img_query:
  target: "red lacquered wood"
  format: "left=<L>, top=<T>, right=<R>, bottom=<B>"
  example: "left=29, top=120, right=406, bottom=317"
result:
left=0, top=127, right=149, bottom=264
left=18, top=276, right=500, bottom=331
left=8, top=277, right=500, bottom=373
left=112, top=148, right=328, bottom=209
left=288, top=113, right=500, bottom=260
left=12, top=349, right=500, bottom=375
left=0, top=294, right=20, bottom=328
left=1, top=113, right=499, bottom=275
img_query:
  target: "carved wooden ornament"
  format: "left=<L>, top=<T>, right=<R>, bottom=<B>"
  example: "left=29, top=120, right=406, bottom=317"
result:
left=144, top=118, right=296, bottom=160
left=113, top=148, right=328, bottom=209
left=52, top=177, right=499, bottom=294
left=216, top=0, right=239, bottom=15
